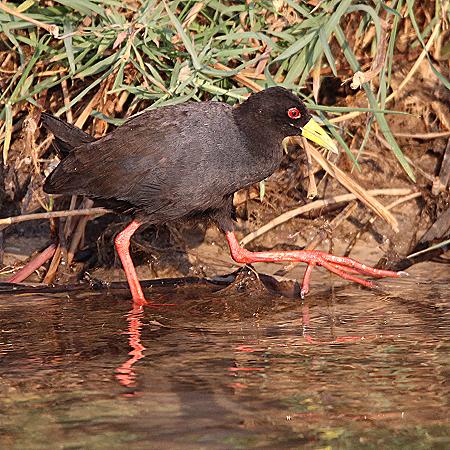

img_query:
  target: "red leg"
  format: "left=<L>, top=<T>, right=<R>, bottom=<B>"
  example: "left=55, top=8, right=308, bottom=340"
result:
left=115, top=220, right=147, bottom=306
left=225, top=231, right=406, bottom=298
left=115, top=220, right=175, bottom=308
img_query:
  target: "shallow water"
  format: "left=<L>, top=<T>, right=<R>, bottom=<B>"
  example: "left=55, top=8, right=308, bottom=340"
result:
left=0, top=264, right=449, bottom=449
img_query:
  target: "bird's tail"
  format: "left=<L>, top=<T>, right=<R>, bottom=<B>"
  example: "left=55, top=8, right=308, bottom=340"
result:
left=42, top=112, right=95, bottom=159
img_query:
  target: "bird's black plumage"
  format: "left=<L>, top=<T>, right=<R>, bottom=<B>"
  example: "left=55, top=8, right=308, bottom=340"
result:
left=41, top=113, right=95, bottom=159
left=44, top=87, right=311, bottom=230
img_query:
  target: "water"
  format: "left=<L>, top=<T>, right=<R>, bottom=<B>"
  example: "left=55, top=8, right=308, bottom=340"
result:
left=0, top=265, right=449, bottom=449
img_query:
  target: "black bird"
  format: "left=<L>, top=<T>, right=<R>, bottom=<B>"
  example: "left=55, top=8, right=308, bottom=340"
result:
left=42, top=87, right=401, bottom=305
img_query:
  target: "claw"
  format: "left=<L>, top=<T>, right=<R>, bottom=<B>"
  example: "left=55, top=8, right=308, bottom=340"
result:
left=300, top=263, right=315, bottom=298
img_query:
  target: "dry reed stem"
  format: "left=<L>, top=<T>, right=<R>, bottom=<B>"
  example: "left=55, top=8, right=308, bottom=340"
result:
left=393, top=131, right=450, bottom=139
left=61, top=79, right=73, bottom=124
left=240, top=188, right=413, bottom=246
left=212, top=63, right=263, bottom=92
left=302, top=137, right=318, bottom=199
left=382, top=192, right=422, bottom=212
left=0, top=2, right=59, bottom=37
left=42, top=245, right=62, bottom=283
left=0, top=208, right=108, bottom=227
left=67, top=199, right=94, bottom=265
left=6, top=244, right=57, bottom=283
left=296, top=138, right=400, bottom=231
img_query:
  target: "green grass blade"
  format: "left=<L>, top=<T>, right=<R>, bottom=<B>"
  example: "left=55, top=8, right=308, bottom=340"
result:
left=270, top=32, right=315, bottom=64
left=63, top=19, right=76, bottom=74
left=164, top=1, right=202, bottom=71
left=406, top=0, right=450, bottom=90
left=2, top=103, right=13, bottom=163
left=335, top=24, right=415, bottom=181
left=53, top=0, right=106, bottom=17
left=319, top=28, right=337, bottom=76
left=75, top=53, right=119, bottom=79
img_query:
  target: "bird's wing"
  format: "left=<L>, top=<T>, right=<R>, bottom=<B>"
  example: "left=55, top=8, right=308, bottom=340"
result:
left=44, top=102, right=243, bottom=220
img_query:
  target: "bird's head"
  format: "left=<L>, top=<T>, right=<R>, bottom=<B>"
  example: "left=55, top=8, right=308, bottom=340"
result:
left=238, top=86, right=338, bottom=154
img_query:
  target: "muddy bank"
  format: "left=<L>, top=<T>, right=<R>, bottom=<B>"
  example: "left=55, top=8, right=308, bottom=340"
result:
left=1, top=1, right=449, bottom=289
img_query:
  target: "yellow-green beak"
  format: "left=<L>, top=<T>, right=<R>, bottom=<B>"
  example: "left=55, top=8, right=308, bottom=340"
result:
left=301, top=118, right=338, bottom=154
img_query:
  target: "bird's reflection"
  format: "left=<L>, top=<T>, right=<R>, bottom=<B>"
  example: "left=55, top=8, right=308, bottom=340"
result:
left=302, top=303, right=364, bottom=344
left=115, top=304, right=146, bottom=388
left=113, top=295, right=365, bottom=388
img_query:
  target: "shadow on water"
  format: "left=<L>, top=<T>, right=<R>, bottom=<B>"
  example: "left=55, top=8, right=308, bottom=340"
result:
left=0, top=265, right=449, bottom=449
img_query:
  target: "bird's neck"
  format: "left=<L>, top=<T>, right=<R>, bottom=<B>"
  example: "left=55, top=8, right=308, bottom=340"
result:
left=233, top=106, right=285, bottom=166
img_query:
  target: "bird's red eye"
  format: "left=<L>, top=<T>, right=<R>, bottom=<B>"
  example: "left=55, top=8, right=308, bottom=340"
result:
left=287, top=107, right=301, bottom=119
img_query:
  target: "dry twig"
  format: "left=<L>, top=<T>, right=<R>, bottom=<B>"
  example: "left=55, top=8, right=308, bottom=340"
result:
left=351, top=20, right=388, bottom=89
left=293, top=138, right=400, bottom=231
left=240, top=188, right=413, bottom=246
left=0, top=2, right=59, bottom=37
left=0, top=208, right=108, bottom=227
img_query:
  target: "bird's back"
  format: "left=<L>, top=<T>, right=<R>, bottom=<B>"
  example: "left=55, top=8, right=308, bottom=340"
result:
left=44, top=101, right=262, bottom=223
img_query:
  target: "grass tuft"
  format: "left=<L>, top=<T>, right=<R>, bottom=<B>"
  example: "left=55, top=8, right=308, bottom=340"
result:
left=0, top=0, right=448, bottom=181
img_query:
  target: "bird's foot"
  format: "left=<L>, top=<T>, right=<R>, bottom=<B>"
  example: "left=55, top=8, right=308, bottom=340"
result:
left=298, top=251, right=408, bottom=298
left=225, top=231, right=407, bottom=297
